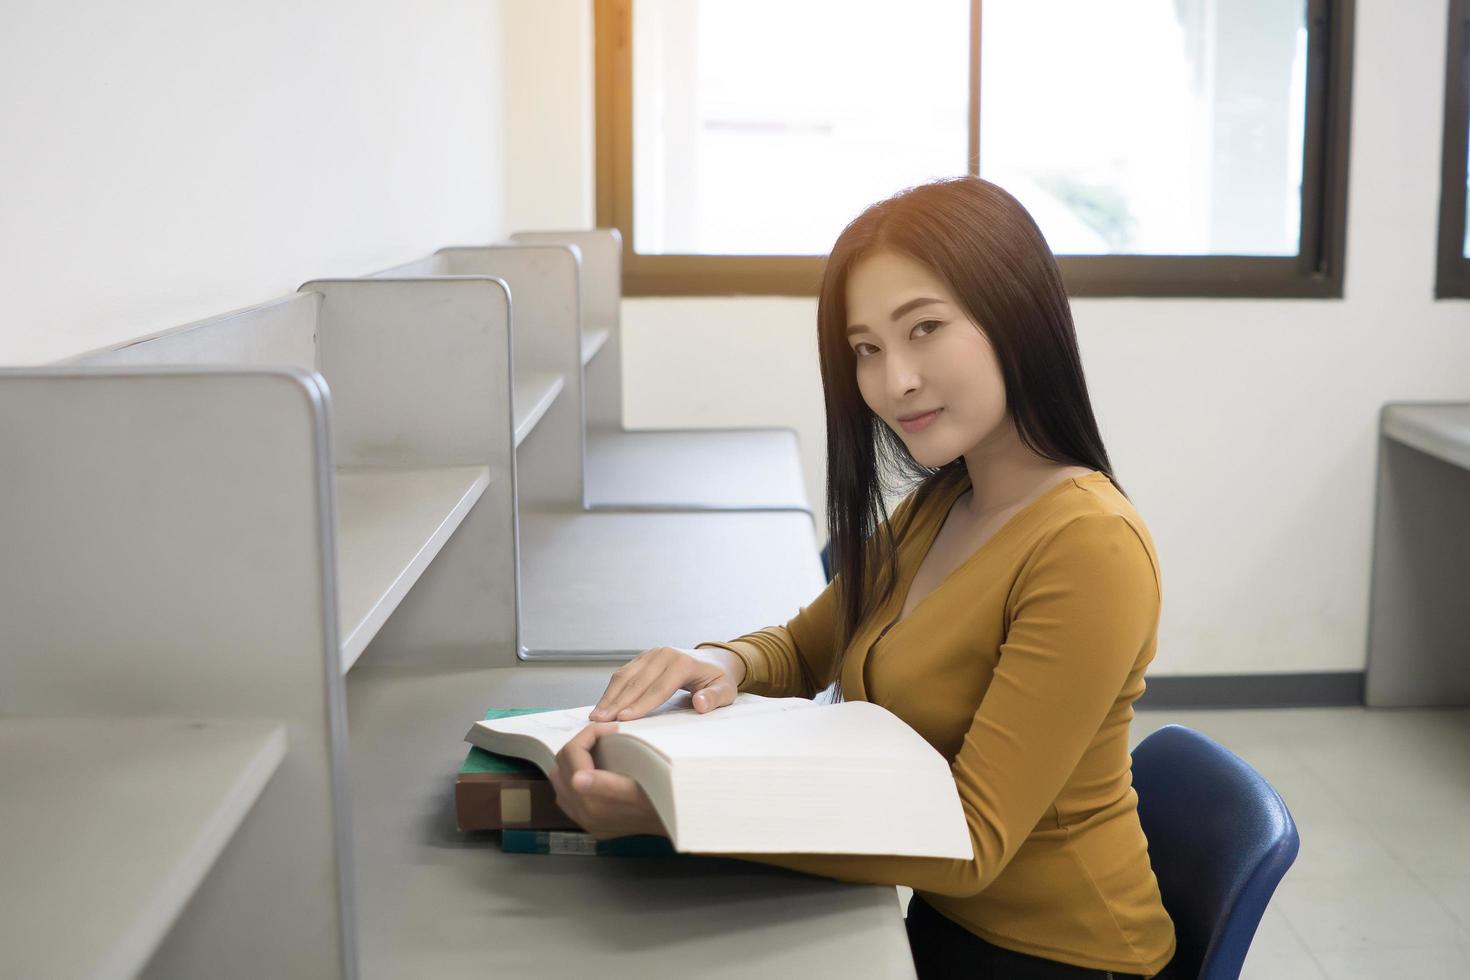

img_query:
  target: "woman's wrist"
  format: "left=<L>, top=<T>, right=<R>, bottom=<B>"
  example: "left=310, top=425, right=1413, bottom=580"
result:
left=694, top=645, right=749, bottom=690
left=717, top=648, right=749, bottom=689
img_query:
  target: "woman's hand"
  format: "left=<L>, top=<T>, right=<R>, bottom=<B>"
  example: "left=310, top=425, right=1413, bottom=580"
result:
left=588, top=645, right=746, bottom=722
left=548, top=722, right=667, bottom=840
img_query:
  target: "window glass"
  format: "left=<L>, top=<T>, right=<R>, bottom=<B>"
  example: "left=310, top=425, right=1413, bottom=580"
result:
left=977, top=0, right=1309, bottom=256
left=632, top=0, right=970, bottom=255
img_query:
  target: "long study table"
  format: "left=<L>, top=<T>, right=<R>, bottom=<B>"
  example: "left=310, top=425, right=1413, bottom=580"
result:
left=346, top=665, right=918, bottom=978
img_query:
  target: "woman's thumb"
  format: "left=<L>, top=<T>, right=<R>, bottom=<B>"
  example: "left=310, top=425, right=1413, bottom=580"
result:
left=692, top=683, right=733, bottom=713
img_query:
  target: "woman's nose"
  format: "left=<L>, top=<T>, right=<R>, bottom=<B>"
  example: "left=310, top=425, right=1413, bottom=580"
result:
left=886, top=353, right=922, bottom=399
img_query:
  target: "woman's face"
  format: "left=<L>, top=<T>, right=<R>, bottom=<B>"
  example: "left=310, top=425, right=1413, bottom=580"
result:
left=844, top=248, right=1008, bottom=469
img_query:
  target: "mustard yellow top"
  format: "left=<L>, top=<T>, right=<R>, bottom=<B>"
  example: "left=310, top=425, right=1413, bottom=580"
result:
left=696, top=470, right=1176, bottom=977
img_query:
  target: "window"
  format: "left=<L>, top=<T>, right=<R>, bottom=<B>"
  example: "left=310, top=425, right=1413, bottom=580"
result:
left=595, top=0, right=1355, bottom=298
left=1437, top=0, right=1470, bottom=299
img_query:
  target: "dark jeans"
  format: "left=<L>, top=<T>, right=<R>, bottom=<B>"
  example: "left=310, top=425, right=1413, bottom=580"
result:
left=905, top=895, right=1177, bottom=980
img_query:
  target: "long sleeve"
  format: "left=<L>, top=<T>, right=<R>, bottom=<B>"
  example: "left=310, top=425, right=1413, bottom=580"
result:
left=694, top=575, right=839, bottom=699
left=700, top=514, right=1161, bottom=899
left=694, top=493, right=924, bottom=699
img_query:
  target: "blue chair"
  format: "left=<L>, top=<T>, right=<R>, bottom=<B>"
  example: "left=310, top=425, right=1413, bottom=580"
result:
left=1131, top=725, right=1300, bottom=980
left=819, top=540, right=832, bottom=582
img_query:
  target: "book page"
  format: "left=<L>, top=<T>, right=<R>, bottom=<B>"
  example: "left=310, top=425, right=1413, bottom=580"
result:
left=630, top=700, right=939, bottom=763
left=475, top=692, right=812, bottom=757
left=653, top=702, right=974, bottom=858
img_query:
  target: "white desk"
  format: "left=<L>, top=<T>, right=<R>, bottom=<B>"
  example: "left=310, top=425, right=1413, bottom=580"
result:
left=518, top=509, right=824, bottom=658
left=346, top=666, right=916, bottom=979
left=1380, top=403, right=1470, bottom=470
left=1366, top=402, right=1470, bottom=706
left=584, top=426, right=810, bottom=512
left=514, top=373, right=567, bottom=448
left=582, top=327, right=610, bottom=366
left=335, top=465, right=491, bottom=671
left=0, top=717, right=287, bottom=980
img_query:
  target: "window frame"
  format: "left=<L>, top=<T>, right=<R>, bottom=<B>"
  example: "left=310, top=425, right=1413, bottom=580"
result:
left=1436, top=0, right=1470, bottom=299
left=595, top=0, right=1355, bottom=299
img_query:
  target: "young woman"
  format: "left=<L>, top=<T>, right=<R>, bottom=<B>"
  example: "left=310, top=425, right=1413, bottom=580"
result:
left=545, top=176, right=1178, bottom=979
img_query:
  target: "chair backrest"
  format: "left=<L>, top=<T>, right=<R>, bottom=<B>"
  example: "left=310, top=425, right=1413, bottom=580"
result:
left=1131, top=724, right=1300, bottom=980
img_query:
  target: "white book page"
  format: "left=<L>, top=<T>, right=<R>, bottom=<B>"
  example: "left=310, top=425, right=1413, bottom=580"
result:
left=473, top=692, right=814, bottom=758
left=633, top=700, right=936, bottom=763
left=660, top=702, right=974, bottom=859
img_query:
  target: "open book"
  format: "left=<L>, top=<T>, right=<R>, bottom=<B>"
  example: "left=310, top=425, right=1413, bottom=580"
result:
left=464, top=692, right=972, bottom=859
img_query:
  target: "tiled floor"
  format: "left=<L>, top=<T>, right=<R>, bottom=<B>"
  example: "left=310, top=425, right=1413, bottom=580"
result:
left=898, top=707, right=1470, bottom=978
left=1132, top=707, right=1470, bottom=978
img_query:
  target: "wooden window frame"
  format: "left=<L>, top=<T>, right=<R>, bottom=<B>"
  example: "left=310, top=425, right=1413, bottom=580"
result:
left=596, top=0, right=1355, bottom=299
left=1437, top=0, right=1470, bottom=299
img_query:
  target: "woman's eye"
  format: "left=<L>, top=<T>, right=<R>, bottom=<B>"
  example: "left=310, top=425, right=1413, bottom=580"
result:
left=852, top=343, right=878, bottom=358
left=913, top=319, right=943, bottom=337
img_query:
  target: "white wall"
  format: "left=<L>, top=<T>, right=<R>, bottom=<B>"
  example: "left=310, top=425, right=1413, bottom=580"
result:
left=0, top=0, right=507, bottom=366
left=501, top=1, right=594, bottom=230
left=505, top=0, right=1470, bottom=677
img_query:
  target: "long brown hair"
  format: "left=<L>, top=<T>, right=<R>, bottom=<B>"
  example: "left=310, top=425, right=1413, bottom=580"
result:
left=819, top=176, right=1124, bottom=701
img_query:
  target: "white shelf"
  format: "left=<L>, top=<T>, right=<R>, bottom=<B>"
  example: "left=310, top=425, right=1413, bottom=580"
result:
left=518, top=509, right=824, bottom=658
left=1382, top=403, right=1470, bottom=472
left=584, top=426, right=811, bottom=512
left=584, top=314, right=618, bottom=334
left=0, top=716, right=287, bottom=980
left=581, top=328, right=609, bottom=366
left=513, top=373, right=565, bottom=447
left=344, top=666, right=915, bottom=979
left=335, top=465, right=492, bottom=671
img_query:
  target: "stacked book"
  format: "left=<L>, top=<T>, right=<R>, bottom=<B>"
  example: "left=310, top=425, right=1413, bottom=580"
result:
left=456, top=708, right=577, bottom=833
left=457, top=708, right=676, bottom=856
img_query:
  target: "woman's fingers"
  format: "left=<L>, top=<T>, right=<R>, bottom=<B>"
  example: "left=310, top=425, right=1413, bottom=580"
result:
left=556, top=721, right=619, bottom=786
left=589, top=647, right=737, bottom=722
left=572, top=768, right=643, bottom=801
left=589, top=653, right=657, bottom=721
left=592, top=650, right=677, bottom=721
left=550, top=723, right=675, bottom=839
left=613, top=662, right=683, bottom=720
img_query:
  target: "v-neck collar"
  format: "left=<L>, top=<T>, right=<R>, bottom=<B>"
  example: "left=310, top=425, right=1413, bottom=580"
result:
left=849, top=470, right=1104, bottom=702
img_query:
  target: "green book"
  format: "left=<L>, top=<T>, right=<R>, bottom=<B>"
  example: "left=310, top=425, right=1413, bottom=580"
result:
left=500, top=829, right=678, bottom=858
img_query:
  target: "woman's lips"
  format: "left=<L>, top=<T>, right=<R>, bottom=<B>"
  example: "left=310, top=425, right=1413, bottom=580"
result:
left=899, top=408, right=942, bottom=433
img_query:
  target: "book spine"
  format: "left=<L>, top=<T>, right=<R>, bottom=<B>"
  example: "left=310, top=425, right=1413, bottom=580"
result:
left=454, top=777, right=579, bottom=832
left=500, top=830, right=678, bottom=858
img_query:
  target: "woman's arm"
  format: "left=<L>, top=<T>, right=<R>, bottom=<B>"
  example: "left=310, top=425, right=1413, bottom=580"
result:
left=693, top=574, right=840, bottom=699
left=588, top=524, right=862, bottom=720
left=702, top=514, right=1160, bottom=897
left=693, top=492, right=923, bottom=699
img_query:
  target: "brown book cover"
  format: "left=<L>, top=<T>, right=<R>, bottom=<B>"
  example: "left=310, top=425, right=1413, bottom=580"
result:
left=456, top=709, right=579, bottom=832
